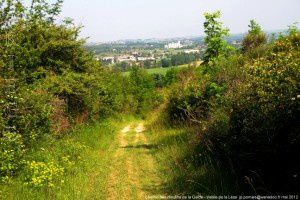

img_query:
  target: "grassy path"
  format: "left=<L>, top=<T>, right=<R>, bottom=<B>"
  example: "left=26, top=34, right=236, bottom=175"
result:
left=106, top=122, right=162, bottom=200
left=1, top=113, right=238, bottom=199
left=0, top=118, right=163, bottom=200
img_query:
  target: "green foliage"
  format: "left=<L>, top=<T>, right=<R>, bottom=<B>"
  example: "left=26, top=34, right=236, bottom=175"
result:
left=17, top=88, right=53, bottom=144
left=242, top=20, right=267, bottom=52
left=230, top=31, right=300, bottom=151
left=0, top=0, right=23, bottom=31
left=203, top=11, right=230, bottom=63
left=165, top=16, right=300, bottom=193
left=1, top=0, right=161, bottom=186
left=114, top=61, right=131, bottom=72
left=212, top=33, right=299, bottom=192
left=0, top=132, right=25, bottom=181
left=1, top=0, right=298, bottom=195
left=152, top=73, right=165, bottom=88
left=248, top=20, right=262, bottom=35
left=166, top=66, right=226, bottom=122
left=170, top=52, right=199, bottom=66
left=161, top=58, right=172, bottom=68
left=164, top=67, right=180, bottom=86
left=3, top=21, right=92, bottom=80
left=128, top=67, right=162, bottom=116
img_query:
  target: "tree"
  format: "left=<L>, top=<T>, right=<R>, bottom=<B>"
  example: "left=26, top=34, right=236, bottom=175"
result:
left=143, top=60, right=152, bottom=69
left=248, top=19, right=262, bottom=35
left=0, top=0, right=63, bottom=31
left=242, top=20, right=267, bottom=52
left=203, top=11, right=230, bottom=63
left=0, top=0, right=23, bottom=31
left=161, top=58, right=171, bottom=68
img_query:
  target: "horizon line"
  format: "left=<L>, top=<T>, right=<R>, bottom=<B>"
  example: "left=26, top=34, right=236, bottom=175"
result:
left=85, top=28, right=289, bottom=45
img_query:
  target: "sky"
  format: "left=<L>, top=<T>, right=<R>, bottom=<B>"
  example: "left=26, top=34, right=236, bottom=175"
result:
left=56, top=0, right=300, bottom=42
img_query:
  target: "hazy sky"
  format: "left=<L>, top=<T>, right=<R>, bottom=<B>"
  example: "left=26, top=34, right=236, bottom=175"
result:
left=56, top=0, right=300, bottom=42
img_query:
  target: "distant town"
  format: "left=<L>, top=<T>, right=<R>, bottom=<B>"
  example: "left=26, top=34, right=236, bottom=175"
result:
left=86, top=35, right=244, bottom=71
left=99, top=41, right=202, bottom=65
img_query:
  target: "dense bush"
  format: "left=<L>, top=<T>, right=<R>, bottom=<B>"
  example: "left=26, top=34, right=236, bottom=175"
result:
left=0, top=0, right=161, bottom=185
left=166, top=69, right=209, bottom=121
left=128, top=67, right=162, bottom=116
left=226, top=32, right=300, bottom=193
left=242, top=20, right=267, bottom=52
left=171, top=52, right=200, bottom=66
left=0, top=132, right=25, bottom=182
left=165, top=17, right=300, bottom=193
left=166, top=65, right=227, bottom=122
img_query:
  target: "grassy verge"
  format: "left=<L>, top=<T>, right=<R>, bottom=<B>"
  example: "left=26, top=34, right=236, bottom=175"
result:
left=0, top=116, right=135, bottom=200
left=146, top=109, right=238, bottom=195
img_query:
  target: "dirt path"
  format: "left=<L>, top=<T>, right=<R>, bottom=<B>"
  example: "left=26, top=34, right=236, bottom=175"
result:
left=106, top=122, right=161, bottom=200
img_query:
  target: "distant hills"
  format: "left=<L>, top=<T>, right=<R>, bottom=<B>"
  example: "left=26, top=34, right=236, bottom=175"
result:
left=86, top=29, right=287, bottom=46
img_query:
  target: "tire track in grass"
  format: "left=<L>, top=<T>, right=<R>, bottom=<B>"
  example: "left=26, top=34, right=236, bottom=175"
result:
left=135, top=123, right=162, bottom=194
left=107, top=125, right=131, bottom=200
left=106, top=122, right=162, bottom=200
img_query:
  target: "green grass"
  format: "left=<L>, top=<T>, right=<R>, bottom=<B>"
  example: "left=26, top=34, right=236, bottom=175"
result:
left=146, top=109, right=238, bottom=195
left=0, top=115, right=164, bottom=200
left=123, top=61, right=202, bottom=76
left=0, top=116, right=135, bottom=200
left=146, top=65, right=187, bottom=75
left=0, top=108, right=236, bottom=199
left=123, top=64, right=188, bottom=76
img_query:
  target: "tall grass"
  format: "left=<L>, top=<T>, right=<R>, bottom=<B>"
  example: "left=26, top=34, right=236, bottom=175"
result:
left=146, top=107, right=238, bottom=195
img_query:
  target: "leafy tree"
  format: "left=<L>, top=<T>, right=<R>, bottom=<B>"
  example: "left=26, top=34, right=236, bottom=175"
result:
left=28, top=0, right=63, bottom=23
left=128, top=67, right=160, bottom=115
left=114, top=61, right=130, bottom=72
left=203, top=11, right=230, bottom=63
left=242, top=20, right=267, bottom=52
left=0, top=0, right=23, bottom=31
left=248, top=19, right=262, bottom=35
left=161, top=58, right=171, bottom=68
left=143, top=60, right=152, bottom=69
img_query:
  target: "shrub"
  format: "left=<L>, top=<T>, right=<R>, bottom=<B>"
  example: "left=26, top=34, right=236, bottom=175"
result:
left=201, top=32, right=300, bottom=193
left=166, top=66, right=227, bottom=122
left=128, top=67, right=162, bottom=116
left=0, top=132, right=25, bottom=182
left=242, top=20, right=267, bottom=52
left=164, top=67, right=180, bottom=86
left=165, top=30, right=300, bottom=193
left=242, top=33, right=267, bottom=52
left=16, top=88, right=53, bottom=145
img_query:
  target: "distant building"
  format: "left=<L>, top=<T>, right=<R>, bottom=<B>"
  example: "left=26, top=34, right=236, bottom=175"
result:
left=164, top=41, right=183, bottom=49
left=131, top=52, right=140, bottom=57
left=102, top=57, right=115, bottom=64
left=231, top=40, right=242, bottom=47
left=184, top=49, right=200, bottom=54
left=117, top=55, right=136, bottom=63
left=137, top=57, right=155, bottom=61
